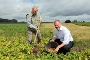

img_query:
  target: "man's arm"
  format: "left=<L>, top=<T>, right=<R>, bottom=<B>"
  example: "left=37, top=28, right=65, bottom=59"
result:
left=37, top=15, right=42, bottom=27
left=55, top=43, right=65, bottom=52
left=39, top=16, right=42, bottom=23
left=26, top=14, right=36, bottom=29
left=50, top=29, right=57, bottom=42
left=50, top=37, right=56, bottom=42
left=27, top=21, right=36, bottom=28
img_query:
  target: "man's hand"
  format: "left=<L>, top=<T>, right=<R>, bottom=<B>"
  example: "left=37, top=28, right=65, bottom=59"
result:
left=26, top=14, right=29, bottom=16
left=36, top=28, right=38, bottom=31
left=54, top=43, right=65, bottom=53
left=39, top=20, right=42, bottom=23
left=54, top=46, right=59, bottom=52
left=37, top=20, right=42, bottom=23
left=50, top=39, right=54, bottom=42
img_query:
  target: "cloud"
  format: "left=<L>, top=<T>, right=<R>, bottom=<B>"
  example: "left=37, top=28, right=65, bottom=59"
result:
left=40, top=0, right=90, bottom=22
left=0, top=0, right=90, bottom=22
left=40, top=0, right=90, bottom=16
left=0, top=0, right=34, bottom=21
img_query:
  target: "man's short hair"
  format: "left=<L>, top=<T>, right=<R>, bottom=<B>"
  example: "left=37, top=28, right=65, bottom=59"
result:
left=32, top=6, right=38, bottom=11
left=54, top=20, right=61, bottom=24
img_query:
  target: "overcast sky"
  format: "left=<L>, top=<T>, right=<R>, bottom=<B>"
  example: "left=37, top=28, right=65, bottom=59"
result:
left=0, top=0, right=90, bottom=22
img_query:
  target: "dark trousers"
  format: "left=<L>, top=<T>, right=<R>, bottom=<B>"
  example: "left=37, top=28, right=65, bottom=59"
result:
left=55, top=39, right=74, bottom=54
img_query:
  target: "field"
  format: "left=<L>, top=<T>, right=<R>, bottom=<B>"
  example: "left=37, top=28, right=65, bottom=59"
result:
left=72, top=22, right=90, bottom=27
left=0, top=23, right=90, bottom=60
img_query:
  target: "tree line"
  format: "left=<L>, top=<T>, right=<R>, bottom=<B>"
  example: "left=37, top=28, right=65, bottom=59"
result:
left=0, top=18, right=17, bottom=23
left=0, top=18, right=86, bottom=23
left=65, top=20, right=85, bottom=23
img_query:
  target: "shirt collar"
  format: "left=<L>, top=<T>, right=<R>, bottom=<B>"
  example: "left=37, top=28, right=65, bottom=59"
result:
left=55, top=25, right=63, bottom=31
left=59, top=25, right=63, bottom=31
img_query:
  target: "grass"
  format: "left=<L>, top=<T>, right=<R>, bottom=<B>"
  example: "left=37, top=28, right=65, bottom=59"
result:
left=0, top=23, right=90, bottom=60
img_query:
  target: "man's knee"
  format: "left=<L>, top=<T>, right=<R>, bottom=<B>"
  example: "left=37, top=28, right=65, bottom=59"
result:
left=28, top=31, right=32, bottom=34
left=37, top=31, right=42, bottom=38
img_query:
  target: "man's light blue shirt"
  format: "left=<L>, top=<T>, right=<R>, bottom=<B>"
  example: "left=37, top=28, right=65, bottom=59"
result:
left=53, top=25, right=73, bottom=45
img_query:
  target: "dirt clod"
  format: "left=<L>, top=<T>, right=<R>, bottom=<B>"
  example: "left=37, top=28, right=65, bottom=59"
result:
left=32, top=45, right=41, bottom=56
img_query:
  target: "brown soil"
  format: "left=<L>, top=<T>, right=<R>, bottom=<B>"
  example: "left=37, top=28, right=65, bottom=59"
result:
left=32, top=45, right=41, bottom=56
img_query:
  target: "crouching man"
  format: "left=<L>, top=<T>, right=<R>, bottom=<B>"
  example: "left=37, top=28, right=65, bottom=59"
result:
left=50, top=20, right=74, bottom=54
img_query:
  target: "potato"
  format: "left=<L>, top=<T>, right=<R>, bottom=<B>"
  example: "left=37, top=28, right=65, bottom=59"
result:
left=48, top=48, right=55, bottom=52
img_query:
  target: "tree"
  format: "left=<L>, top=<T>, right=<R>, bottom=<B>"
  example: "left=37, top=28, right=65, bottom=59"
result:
left=73, top=20, right=77, bottom=22
left=65, top=20, right=71, bottom=23
left=83, top=21, right=85, bottom=22
left=0, top=18, right=17, bottom=23
left=11, top=19, right=17, bottom=22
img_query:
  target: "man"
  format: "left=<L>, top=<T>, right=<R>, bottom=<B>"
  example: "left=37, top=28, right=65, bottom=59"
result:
left=26, top=6, right=42, bottom=44
left=50, top=20, right=74, bottom=54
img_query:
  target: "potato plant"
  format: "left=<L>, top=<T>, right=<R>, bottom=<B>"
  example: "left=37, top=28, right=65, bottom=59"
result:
left=0, top=23, right=90, bottom=60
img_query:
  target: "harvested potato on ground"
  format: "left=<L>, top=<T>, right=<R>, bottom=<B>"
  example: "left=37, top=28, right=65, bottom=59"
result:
left=48, top=48, right=55, bottom=52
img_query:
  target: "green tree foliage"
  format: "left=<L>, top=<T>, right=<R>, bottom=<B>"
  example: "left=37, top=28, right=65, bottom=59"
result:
left=73, top=20, right=77, bottom=22
left=0, top=18, right=17, bottom=23
left=65, top=20, right=71, bottom=23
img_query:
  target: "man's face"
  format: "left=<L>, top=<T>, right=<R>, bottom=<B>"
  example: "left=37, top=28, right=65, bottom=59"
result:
left=54, top=22, right=60, bottom=30
left=32, top=9, right=37, bottom=15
